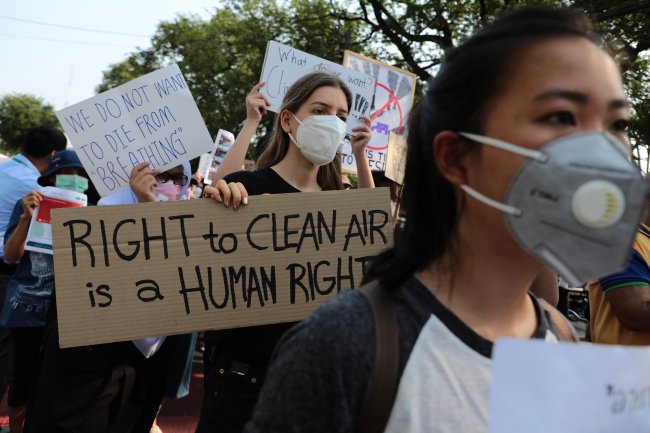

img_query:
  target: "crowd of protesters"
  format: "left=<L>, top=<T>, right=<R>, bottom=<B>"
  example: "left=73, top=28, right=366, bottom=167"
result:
left=0, top=5, right=647, bottom=433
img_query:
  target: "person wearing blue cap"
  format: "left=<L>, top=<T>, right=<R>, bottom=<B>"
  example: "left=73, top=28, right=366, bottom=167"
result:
left=0, top=126, right=67, bottom=412
left=0, top=150, right=90, bottom=433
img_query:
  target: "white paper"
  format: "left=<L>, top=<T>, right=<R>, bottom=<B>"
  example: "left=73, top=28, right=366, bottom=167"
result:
left=490, top=339, right=650, bottom=433
left=56, top=64, right=214, bottom=197
left=25, top=186, right=87, bottom=254
left=202, top=129, right=235, bottom=185
left=341, top=52, right=416, bottom=172
left=385, top=132, right=407, bottom=185
left=259, top=41, right=375, bottom=136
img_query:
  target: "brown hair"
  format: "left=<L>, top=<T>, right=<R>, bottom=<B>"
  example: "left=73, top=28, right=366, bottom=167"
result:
left=256, top=72, right=352, bottom=190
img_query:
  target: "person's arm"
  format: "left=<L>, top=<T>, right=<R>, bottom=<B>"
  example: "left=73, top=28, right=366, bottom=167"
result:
left=529, top=268, right=559, bottom=306
left=606, top=285, right=650, bottom=331
left=350, top=116, right=374, bottom=189
left=244, top=292, right=374, bottom=433
left=5, top=191, right=43, bottom=263
left=600, top=249, right=650, bottom=331
left=211, top=82, right=270, bottom=183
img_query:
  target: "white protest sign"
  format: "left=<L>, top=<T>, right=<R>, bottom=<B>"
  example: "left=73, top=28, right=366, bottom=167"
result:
left=56, top=64, right=213, bottom=197
left=341, top=51, right=416, bottom=172
left=259, top=41, right=375, bottom=136
left=490, top=339, right=650, bottom=433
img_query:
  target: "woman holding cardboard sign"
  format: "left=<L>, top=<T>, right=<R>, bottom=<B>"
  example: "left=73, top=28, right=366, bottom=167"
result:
left=197, top=72, right=375, bottom=433
left=241, top=7, right=645, bottom=433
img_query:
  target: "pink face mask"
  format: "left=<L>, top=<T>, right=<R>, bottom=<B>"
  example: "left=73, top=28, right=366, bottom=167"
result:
left=153, top=182, right=181, bottom=201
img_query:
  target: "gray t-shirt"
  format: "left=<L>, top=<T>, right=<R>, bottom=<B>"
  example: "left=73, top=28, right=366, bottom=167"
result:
left=244, top=276, right=561, bottom=433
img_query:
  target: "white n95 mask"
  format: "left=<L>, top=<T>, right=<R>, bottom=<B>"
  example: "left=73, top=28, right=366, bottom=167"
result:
left=458, top=131, right=646, bottom=286
left=288, top=113, right=347, bottom=166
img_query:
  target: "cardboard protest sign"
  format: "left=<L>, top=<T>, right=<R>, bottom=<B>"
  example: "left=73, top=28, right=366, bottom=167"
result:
left=341, top=51, right=416, bottom=172
left=490, top=339, right=650, bottom=433
left=203, top=129, right=235, bottom=185
left=385, top=132, right=407, bottom=185
left=25, top=187, right=87, bottom=254
left=51, top=188, right=391, bottom=348
left=56, top=64, right=213, bottom=197
left=259, top=41, right=375, bottom=135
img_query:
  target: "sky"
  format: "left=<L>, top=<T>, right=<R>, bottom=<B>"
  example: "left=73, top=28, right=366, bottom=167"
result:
left=0, top=1, right=216, bottom=110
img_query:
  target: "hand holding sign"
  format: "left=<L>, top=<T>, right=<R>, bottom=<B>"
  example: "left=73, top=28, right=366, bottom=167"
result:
left=129, top=162, right=161, bottom=203
left=21, top=190, right=44, bottom=219
left=246, top=82, right=271, bottom=124
left=204, top=179, right=249, bottom=210
left=350, top=115, right=372, bottom=156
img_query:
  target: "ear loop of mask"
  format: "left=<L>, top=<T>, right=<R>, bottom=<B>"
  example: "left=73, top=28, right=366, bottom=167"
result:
left=459, top=184, right=521, bottom=216
left=458, top=132, right=548, bottom=163
left=287, top=112, right=302, bottom=146
left=456, top=132, right=549, bottom=217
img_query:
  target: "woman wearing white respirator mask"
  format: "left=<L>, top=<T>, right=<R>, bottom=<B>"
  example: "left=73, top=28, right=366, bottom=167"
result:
left=196, top=73, right=375, bottom=433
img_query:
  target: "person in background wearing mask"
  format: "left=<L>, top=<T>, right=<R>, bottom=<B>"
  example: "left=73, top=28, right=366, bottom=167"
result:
left=0, top=150, right=90, bottom=433
left=587, top=173, right=650, bottom=346
left=241, top=7, right=643, bottom=433
left=196, top=73, right=374, bottom=433
left=0, top=126, right=67, bottom=406
left=24, top=162, right=195, bottom=433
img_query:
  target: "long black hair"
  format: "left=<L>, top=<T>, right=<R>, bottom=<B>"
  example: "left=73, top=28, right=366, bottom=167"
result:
left=364, top=6, right=600, bottom=290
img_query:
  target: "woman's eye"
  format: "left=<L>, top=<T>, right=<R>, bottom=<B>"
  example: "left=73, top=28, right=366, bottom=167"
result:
left=313, top=108, right=326, bottom=115
left=544, top=111, right=576, bottom=126
left=338, top=115, right=348, bottom=122
left=610, top=119, right=629, bottom=133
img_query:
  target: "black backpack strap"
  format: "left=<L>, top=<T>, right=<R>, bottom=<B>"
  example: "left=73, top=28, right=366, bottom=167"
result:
left=357, top=282, right=399, bottom=433
left=538, top=298, right=579, bottom=342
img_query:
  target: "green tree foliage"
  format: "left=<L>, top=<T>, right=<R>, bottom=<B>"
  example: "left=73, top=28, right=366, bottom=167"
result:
left=576, top=0, right=650, bottom=169
left=338, top=0, right=650, bottom=165
left=97, top=0, right=372, bottom=157
left=97, top=0, right=650, bottom=164
left=0, top=93, right=60, bottom=154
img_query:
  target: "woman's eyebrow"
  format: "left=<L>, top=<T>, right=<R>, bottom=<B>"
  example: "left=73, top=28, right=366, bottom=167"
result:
left=533, top=89, right=588, bottom=104
left=310, top=101, right=348, bottom=114
left=534, top=89, right=629, bottom=111
left=608, top=99, right=630, bottom=111
left=310, top=101, right=331, bottom=109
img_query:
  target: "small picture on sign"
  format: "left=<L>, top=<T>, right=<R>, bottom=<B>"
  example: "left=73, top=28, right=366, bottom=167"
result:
left=203, top=129, right=235, bottom=185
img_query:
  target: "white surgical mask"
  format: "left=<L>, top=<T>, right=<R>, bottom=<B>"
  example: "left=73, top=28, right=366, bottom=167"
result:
left=458, top=131, right=646, bottom=286
left=288, top=113, right=347, bottom=166
left=153, top=181, right=181, bottom=202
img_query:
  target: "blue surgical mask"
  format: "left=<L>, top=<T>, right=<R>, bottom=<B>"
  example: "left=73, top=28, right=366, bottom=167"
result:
left=56, top=174, right=89, bottom=193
